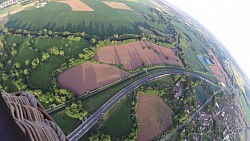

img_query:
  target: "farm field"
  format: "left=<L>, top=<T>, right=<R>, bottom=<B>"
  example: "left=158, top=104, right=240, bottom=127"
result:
left=57, top=0, right=94, bottom=11
left=94, top=41, right=183, bottom=70
left=208, top=50, right=227, bottom=85
left=103, top=1, right=133, bottom=10
left=240, top=94, right=250, bottom=121
left=5, top=0, right=168, bottom=36
left=137, top=94, right=174, bottom=141
left=58, top=62, right=129, bottom=95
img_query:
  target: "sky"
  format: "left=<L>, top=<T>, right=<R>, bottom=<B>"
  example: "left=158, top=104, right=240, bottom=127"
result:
left=166, top=0, right=250, bottom=79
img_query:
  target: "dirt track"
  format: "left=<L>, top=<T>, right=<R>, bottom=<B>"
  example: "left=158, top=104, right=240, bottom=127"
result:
left=57, top=0, right=94, bottom=11
left=137, top=94, right=174, bottom=141
left=58, top=62, right=128, bottom=95
left=94, top=41, right=183, bottom=70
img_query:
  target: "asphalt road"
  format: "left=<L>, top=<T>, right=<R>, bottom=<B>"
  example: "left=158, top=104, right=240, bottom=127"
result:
left=67, top=70, right=221, bottom=141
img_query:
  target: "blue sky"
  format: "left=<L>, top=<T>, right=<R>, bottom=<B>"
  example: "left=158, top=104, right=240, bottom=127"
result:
left=166, top=0, right=250, bottom=79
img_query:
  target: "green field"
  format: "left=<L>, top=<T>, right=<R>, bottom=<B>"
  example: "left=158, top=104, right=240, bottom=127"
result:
left=30, top=56, right=64, bottom=88
left=94, top=97, right=133, bottom=140
left=195, top=85, right=208, bottom=103
left=0, top=3, right=22, bottom=15
left=5, top=0, right=167, bottom=37
left=240, top=94, right=250, bottom=121
left=51, top=110, right=81, bottom=135
left=1, top=34, right=89, bottom=91
left=170, top=20, right=210, bottom=72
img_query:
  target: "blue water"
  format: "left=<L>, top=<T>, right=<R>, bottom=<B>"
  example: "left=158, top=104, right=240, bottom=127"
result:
left=205, top=58, right=213, bottom=65
left=197, top=54, right=211, bottom=72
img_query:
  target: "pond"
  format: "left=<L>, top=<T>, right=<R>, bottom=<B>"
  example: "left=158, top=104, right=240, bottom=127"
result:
left=197, top=54, right=211, bottom=72
left=205, top=57, right=213, bottom=65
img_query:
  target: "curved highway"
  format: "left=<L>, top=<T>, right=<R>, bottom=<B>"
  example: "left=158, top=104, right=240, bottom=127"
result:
left=67, top=70, right=221, bottom=141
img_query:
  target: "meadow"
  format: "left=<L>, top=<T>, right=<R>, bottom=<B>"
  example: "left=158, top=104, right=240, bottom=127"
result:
left=5, top=0, right=167, bottom=37
left=1, top=34, right=89, bottom=91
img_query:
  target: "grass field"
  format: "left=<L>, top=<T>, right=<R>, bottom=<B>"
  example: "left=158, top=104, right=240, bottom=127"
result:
left=0, top=4, right=22, bottom=15
left=195, top=85, right=208, bottom=104
left=2, top=34, right=89, bottom=90
left=30, top=56, right=64, bottom=88
left=171, top=20, right=210, bottom=72
left=5, top=0, right=167, bottom=36
left=51, top=110, right=81, bottom=135
left=95, top=97, right=133, bottom=139
left=240, top=94, right=250, bottom=121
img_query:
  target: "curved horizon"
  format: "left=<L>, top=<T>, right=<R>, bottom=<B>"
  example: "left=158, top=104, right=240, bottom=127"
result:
left=165, top=0, right=250, bottom=81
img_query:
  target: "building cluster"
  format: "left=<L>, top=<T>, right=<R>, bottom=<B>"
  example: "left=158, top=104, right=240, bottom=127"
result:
left=0, top=0, right=30, bottom=9
left=181, top=95, right=242, bottom=141
left=223, top=59, right=233, bottom=77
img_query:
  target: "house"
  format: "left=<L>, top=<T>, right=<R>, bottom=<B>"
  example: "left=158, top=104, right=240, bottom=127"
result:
left=174, top=80, right=182, bottom=99
left=0, top=0, right=32, bottom=9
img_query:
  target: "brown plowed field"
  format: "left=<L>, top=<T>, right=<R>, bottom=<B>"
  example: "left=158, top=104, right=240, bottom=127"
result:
left=103, top=1, right=133, bottom=10
left=208, top=50, right=227, bottom=85
left=137, top=94, right=174, bottom=141
left=58, top=62, right=128, bottom=95
left=57, top=0, right=94, bottom=11
left=94, top=41, right=183, bottom=70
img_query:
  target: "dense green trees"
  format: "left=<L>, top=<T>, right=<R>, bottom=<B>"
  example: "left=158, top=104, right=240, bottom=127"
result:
left=88, top=132, right=111, bottom=141
left=31, top=58, right=40, bottom=69
left=41, top=52, right=50, bottom=61
left=65, top=101, right=88, bottom=120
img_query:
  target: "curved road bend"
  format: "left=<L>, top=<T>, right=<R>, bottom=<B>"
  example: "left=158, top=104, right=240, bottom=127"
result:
left=67, top=70, right=221, bottom=141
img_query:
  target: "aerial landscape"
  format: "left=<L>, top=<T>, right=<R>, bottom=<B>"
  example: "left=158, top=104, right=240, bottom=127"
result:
left=0, top=0, right=249, bottom=141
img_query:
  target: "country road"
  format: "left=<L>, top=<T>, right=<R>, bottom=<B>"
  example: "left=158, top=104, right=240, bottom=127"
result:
left=67, top=70, right=221, bottom=141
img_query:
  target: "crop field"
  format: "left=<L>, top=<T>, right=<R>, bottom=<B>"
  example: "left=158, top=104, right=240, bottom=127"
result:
left=103, top=1, right=133, bottom=10
left=94, top=41, right=183, bottom=70
left=208, top=50, right=227, bottom=85
left=58, top=62, right=128, bottom=95
left=137, top=94, right=174, bottom=141
left=5, top=0, right=167, bottom=37
left=57, top=0, right=94, bottom=11
left=240, top=94, right=250, bottom=121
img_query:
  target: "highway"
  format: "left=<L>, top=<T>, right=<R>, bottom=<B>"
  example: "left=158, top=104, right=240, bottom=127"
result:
left=67, top=70, right=221, bottom=141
